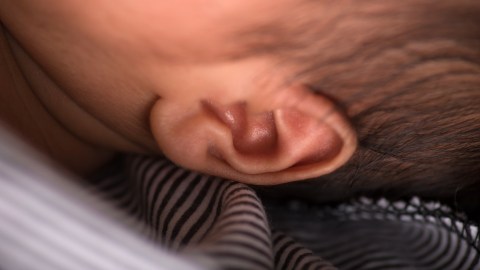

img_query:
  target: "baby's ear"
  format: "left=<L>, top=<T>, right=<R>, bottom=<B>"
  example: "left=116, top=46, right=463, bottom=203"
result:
left=151, top=85, right=357, bottom=185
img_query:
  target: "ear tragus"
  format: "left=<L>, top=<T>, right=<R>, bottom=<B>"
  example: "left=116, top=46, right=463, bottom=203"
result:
left=202, top=101, right=278, bottom=156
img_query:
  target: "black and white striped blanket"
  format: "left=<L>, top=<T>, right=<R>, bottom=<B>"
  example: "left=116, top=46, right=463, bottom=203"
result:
left=90, top=155, right=480, bottom=270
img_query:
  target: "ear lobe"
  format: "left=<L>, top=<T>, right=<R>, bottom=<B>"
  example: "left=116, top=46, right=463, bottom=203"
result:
left=200, top=86, right=357, bottom=184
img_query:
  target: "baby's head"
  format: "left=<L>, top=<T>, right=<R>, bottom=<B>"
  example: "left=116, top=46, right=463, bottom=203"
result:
left=2, top=1, right=479, bottom=204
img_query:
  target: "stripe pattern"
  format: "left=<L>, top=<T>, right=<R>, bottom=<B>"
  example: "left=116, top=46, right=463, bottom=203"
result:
left=89, top=155, right=480, bottom=270
left=0, top=128, right=200, bottom=270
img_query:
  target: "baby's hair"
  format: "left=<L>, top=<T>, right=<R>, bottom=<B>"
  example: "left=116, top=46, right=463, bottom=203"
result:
left=255, top=0, right=480, bottom=218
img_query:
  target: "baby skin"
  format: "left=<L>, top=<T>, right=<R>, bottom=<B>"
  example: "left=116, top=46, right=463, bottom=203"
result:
left=0, top=0, right=479, bottom=211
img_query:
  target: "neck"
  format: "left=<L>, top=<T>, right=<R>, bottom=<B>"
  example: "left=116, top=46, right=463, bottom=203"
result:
left=0, top=25, right=114, bottom=176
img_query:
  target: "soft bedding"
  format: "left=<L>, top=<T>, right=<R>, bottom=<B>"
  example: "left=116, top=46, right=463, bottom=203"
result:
left=89, top=155, right=480, bottom=270
left=1, top=125, right=478, bottom=270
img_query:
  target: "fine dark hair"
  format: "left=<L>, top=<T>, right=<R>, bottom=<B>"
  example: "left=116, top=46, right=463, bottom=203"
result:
left=255, top=0, right=480, bottom=219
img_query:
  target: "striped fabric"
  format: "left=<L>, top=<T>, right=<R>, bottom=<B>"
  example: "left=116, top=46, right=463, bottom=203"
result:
left=89, top=155, right=480, bottom=270
left=0, top=127, right=203, bottom=270
left=1, top=124, right=479, bottom=270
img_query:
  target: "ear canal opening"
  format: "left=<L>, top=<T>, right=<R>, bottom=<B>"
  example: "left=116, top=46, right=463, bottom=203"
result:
left=202, top=100, right=279, bottom=155
left=232, top=111, right=278, bottom=155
